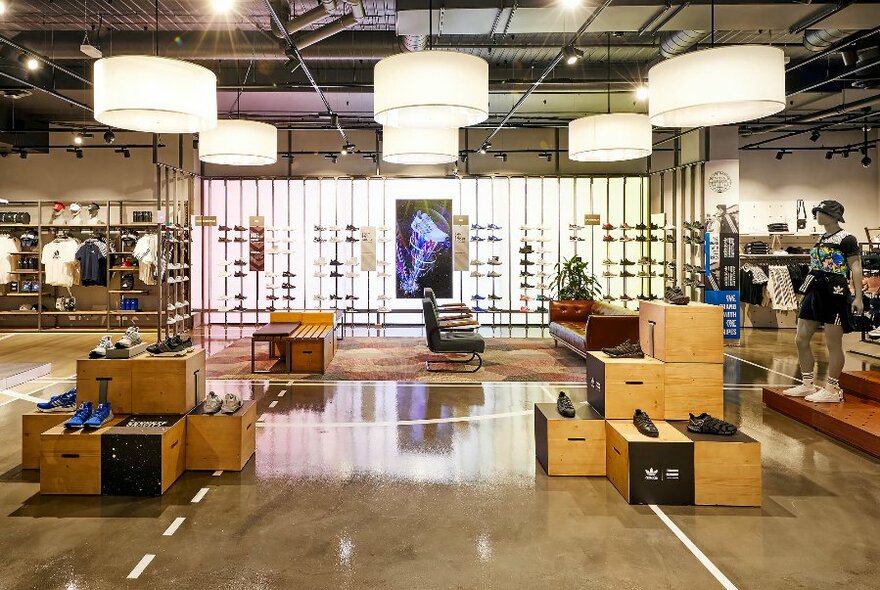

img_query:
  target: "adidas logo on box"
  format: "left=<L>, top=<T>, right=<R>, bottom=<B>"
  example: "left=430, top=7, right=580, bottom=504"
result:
left=644, top=468, right=659, bottom=481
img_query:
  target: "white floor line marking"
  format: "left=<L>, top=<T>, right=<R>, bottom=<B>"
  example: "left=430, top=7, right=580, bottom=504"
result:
left=212, top=470, right=223, bottom=477
left=286, top=380, right=294, bottom=386
left=268, top=400, right=278, bottom=408
left=126, top=554, right=155, bottom=579
left=162, top=517, right=186, bottom=537
left=277, top=389, right=287, bottom=397
left=190, top=488, right=209, bottom=503
left=256, top=409, right=533, bottom=429
left=650, top=505, right=738, bottom=590
left=257, top=414, right=266, bottom=422
left=211, top=379, right=584, bottom=388
left=0, top=334, right=16, bottom=344
left=0, top=388, right=50, bottom=404
left=724, top=353, right=800, bottom=382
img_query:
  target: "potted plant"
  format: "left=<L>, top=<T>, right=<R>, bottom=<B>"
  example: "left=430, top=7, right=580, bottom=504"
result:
left=549, top=255, right=602, bottom=301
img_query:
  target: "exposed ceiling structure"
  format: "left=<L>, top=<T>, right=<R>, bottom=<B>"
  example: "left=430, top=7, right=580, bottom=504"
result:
left=1, top=0, right=880, bottom=146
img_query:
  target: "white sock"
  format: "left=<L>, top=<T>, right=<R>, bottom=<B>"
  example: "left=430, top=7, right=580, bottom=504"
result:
left=801, top=371, right=814, bottom=384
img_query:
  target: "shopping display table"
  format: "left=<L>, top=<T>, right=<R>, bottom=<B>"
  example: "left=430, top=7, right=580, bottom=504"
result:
left=251, top=322, right=301, bottom=373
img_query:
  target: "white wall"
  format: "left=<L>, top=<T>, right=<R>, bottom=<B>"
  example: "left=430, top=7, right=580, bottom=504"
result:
left=739, top=130, right=880, bottom=238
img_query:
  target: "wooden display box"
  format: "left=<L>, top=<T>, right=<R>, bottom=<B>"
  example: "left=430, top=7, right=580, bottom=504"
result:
left=670, top=422, right=762, bottom=507
left=130, top=349, right=205, bottom=414
left=585, top=352, right=664, bottom=419
left=288, top=326, right=335, bottom=374
left=101, top=415, right=186, bottom=496
left=639, top=301, right=723, bottom=364
left=76, top=348, right=206, bottom=415
left=22, top=411, right=74, bottom=469
left=605, top=420, right=694, bottom=505
left=534, top=402, right=605, bottom=476
left=77, top=358, right=134, bottom=414
left=664, top=362, right=724, bottom=420
left=186, top=400, right=257, bottom=471
left=40, top=417, right=124, bottom=495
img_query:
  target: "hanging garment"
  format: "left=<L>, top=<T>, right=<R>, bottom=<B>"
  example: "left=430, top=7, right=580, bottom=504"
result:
left=0, top=234, right=19, bottom=284
left=133, top=233, right=159, bottom=285
left=75, top=239, right=108, bottom=286
left=41, top=237, right=81, bottom=287
left=768, top=265, right=798, bottom=311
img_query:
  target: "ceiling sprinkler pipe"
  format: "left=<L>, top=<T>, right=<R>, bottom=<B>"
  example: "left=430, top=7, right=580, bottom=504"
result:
left=659, top=30, right=707, bottom=59
left=803, top=29, right=851, bottom=53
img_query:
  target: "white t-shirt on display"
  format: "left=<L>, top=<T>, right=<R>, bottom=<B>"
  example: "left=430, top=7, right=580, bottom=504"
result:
left=41, top=238, right=80, bottom=287
left=0, top=235, right=20, bottom=284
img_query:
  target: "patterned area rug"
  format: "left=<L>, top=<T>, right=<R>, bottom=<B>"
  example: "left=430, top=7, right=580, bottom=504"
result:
left=206, top=337, right=586, bottom=383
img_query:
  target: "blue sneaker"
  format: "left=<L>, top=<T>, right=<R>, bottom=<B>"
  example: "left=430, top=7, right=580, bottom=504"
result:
left=83, top=403, right=113, bottom=429
left=36, top=388, right=77, bottom=413
left=65, top=402, right=93, bottom=429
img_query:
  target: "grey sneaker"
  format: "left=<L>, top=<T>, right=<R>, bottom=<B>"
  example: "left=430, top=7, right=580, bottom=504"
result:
left=220, top=393, right=242, bottom=414
left=115, top=326, right=142, bottom=349
left=89, top=336, right=114, bottom=359
left=203, top=392, right=222, bottom=414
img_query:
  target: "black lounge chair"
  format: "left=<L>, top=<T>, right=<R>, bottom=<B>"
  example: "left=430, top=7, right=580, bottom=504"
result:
left=422, top=298, right=485, bottom=372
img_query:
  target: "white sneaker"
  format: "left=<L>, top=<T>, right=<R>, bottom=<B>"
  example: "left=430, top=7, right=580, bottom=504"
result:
left=377, top=295, right=391, bottom=301
left=220, top=393, right=243, bottom=414
left=470, top=271, right=485, bottom=278
left=783, top=381, right=817, bottom=397
left=805, top=386, right=844, bottom=403
left=115, top=326, right=142, bottom=349
left=314, top=257, right=327, bottom=266
left=345, top=257, right=359, bottom=266
left=345, top=272, right=359, bottom=278
left=869, top=326, right=880, bottom=340
left=89, top=336, right=114, bottom=358
left=378, top=272, right=391, bottom=278
left=378, top=226, right=391, bottom=232
left=377, top=306, right=390, bottom=313
left=313, top=271, right=328, bottom=278
left=377, top=261, right=391, bottom=267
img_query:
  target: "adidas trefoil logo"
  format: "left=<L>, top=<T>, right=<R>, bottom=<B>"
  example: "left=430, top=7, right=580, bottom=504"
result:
left=832, top=285, right=845, bottom=295
left=645, top=468, right=659, bottom=481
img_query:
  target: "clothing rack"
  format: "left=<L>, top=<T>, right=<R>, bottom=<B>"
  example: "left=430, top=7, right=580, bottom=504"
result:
left=0, top=199, right=166, bottom=333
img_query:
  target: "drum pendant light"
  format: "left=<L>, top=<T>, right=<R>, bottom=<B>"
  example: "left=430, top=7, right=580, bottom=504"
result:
left=648, top=45, right=786, bottom=127
left=568, top=113, right=652, bottom=162
left=93, top=56, right=218, bottom=133
left=382, top=126, right=459, bottom=165
left=199, top=120, right=278, bottom=166
left=373, top=52, right=489, bottom=129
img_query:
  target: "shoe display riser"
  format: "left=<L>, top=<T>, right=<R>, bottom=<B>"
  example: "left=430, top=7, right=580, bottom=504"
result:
left=101, top=414, right=187, bottom=496
left=39, top=417, right=124, bottom=495
left=638, top=300, right=724, bottom=364
left=21, top=411, right=73, bottom=469
left=585, top=352, right=665, bottom=419
left=534, top=403, right=605, bottom=476
left=663, top=363, right=725, bottom=420
left=76, top=348, right=205, bottom=415
left=186, top=400, right=257, bottom=471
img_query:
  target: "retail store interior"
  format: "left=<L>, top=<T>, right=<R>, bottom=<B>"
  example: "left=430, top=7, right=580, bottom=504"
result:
left=1, top=0, right=880, bottom=588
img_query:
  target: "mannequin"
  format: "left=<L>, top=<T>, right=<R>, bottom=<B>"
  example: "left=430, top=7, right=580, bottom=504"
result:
left=784, top=200, right=863, bottom=402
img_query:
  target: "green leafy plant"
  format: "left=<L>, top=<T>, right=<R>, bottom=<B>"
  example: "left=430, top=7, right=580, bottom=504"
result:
left=550, top=256, right=602, bottom=301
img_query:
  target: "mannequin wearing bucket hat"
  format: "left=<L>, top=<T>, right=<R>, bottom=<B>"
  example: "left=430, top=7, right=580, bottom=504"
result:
left=783, top=200, right=864, bottom=403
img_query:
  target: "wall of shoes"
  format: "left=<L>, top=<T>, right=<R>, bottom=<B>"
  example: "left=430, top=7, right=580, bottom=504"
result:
left=0, top=199, right=165, bottom=332
left=194, top=176, right=654, bottom=327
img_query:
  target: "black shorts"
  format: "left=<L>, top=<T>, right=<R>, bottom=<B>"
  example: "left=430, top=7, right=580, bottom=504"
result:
left=798, top=273, right=853, bottom=332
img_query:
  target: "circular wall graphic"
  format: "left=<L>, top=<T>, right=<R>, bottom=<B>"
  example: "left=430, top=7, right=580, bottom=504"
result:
left=708, top=170, right=733, bottom=194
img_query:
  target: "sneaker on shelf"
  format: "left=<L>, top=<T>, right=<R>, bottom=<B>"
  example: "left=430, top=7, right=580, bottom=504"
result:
left=601, top=223, right=616, bottom=231
left=620, top=235, right=635, bottom=242
left=520, top=270, right=534, bottom=277
left=89, top=336, right=114, bottom=359
left=602, top=271, right=615, bottom=278
left=330, top=236, right=344, bottom=243
left=602, top=258, right=615, bottom=266
left=535, top=305, right=548, bottom=313
left=378, top=294, right=392, bottom=301
left=487, top=235, right=503, bottom=242
left=633, top=409, right=659, bottom=437
left=619, top=294, right=634, bottom=302
left=471, top=223, right=486, bottom=231
left=314, top=294, right=328, bottom=301
left=602, top=235, right=615, bottom=242
left=471, top=294, right=485, bottom=300
left=805, top=385, right=844, bottom=403
left=487, top=294, right=502, bottom=301
left=470, top=271, right=485, bottom=278
left=619, top=223, right=633, bottom=230
left=472, top=305, right=487, bottom=312
left=344, top=272, right=359, bottom=278
left=519, top=305, right=530, bottom=313
left=314, top=257, right=328, bottom=266
left=519, top=295, right=531, bottom=302
left=556, top=392, right=576, bottom=418
left=520, top=281, right=534, bottom=289
left=487, top=257, right=502, bottom=266
left=378, top=225, right=391, bottom=232
left=345, top=224, right=359, bottom=232
left=314, top=271, right=328, bottom=278
left=147, top=335, right=194, bottom=357
left=620, top=271, right=635, bottom=278
left=487, top=223, right=502, bottom=230
left=487, top=271, right=502, bottom=278
left=471, top=236, right=485, bottom=242
left=518, top=246, right=533, bottom=254
left=868, top=326, right=880, bottom=340
left=470, top=259, right=485, bottom=266
left=378, top=272, right=392, bottom=278
left=115, top=326, right=142, bottom=349
left=664, top=286, right=690, bottom=305
left=232, top=304, right=246, bottom=311
left=64, top=402, right=93, bottom=429
left=267, top=295, right=280, bottom=301
left=345, top=257, right=359, bottom=266
left=83, top=402, right=113, bottom=428
left=37, top=388, right=77, bottom=413
left=314, top=225, right=326, bottom=232
left=313, top=237, right=327, bottom=243
left=601, top=339, right=645, bottom=358
left=687, top=413, right=738, bottom=435
left=377, top=306, right=390, bottom=313
left=330, top=271, right=344, bottom=278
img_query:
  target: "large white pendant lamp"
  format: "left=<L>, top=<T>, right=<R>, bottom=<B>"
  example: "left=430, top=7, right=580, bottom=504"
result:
left=374, top=51, right=489, bottom=129
left=382, top=126, right=459, bottom=165
left=199, top=120, right=278, bottom=166
left=568, top=113, right=652, bottom=162
left=648, top=45, right=786, bottom=127
left=93, top=55, right=218, bottom=133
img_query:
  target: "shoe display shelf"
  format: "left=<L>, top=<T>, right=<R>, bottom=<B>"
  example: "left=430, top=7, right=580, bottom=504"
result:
left=27, top=345, right=257, bottom=495
left=536, top=299, right=758, bottom=507
left=534, top=402, right=605, bottom=476
left=0, top=198, right=163, bottom=333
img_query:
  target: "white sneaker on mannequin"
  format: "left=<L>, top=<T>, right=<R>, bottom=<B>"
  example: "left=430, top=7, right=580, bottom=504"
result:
left=805, top=384, right=844, bottom=403
left=783, top=380, right=817, bottom=397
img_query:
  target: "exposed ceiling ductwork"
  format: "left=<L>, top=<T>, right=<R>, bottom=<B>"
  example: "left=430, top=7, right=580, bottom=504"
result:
left=659, top=30, right=706, bottom=58
left=803, top=29, right=851, bottom=52
left=270, top=0, right=366, bottom=51
left=400, top=35, right=428, bottom=52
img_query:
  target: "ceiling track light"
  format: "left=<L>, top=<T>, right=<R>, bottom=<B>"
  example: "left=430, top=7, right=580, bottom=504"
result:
left=538, top=151, right=552, bottom=162
left=341, top=142, right=355, bottom=155
left=810, top=130, right=821, bottom=142
left=103, top=130, right=116, bottom=144
left=862, top=155, right=872, bottom=167
left=494, top=153, right=508, bottom=162
left=634, top=85, right=649, bottom=101
left=115, top=147, right=131, bottom=158
left=18, top=53, right=40, bottom=71
left=73, top=133, right=84, bottom=145
left=775, top=150, right=787, bottom=160
left=19, top=150, right=27, bottom=160
left=825, top=151, right=834, bottom=159
left=562, top=44, right=584, bottom=66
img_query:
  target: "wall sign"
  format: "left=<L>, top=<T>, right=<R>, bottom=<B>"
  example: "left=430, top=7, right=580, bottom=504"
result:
left=703, top=159, right=740, bottom=340
left=360, top=226, right=377, bottom=271
left=452, top=215, right=469, bottom=272
left=194, top=215, right=217, bottom=227
left=395, top=199, right=453, bottom=298
left=584, top=214, right=601, bottom=226
left=249, top=217, right=265, bottom=272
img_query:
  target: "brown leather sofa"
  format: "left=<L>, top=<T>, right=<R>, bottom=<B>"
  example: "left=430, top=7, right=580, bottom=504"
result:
left=549, top=300, right=639, bottom=357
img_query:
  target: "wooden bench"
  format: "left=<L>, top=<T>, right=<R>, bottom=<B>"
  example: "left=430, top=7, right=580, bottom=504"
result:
left=268, top=311, right=338, bottom=374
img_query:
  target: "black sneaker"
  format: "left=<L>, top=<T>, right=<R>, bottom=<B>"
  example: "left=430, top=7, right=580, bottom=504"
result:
left=520, top=259, right=534, bottom=266
left=233, top=271, right=246, bottom=278
left=233, top=225, right=246, bottom=232
left=619, top=271, right=635, bottom=278
left=218, top=225, right=231, bottom=232
left=345, top=224, right=359, bottom=232
left=282, top=271, right=295, bottom=277
left=345, top=236, right=359, bottom=243
left=601, top=339, right=645, bottom=358
left=520, top=281, right=534, bottom=289
left=234, top=294, right=247, bottom=300
left=635, top=223, right=647, bottom=230
left=557, top=392, right=576, bottom=418
left=281, top=283, right=295, bottom=289
left=232, top=304, right=246, bottom=312
left=687, top=413, right=738, bottom=436
left=620, top=259, right=635, bottom=266
left=520, top=271, right=534, bottom=277
left=487, top=294, right=502, bottom=300
left=147, top=335, right=194, bottom=357
left=330, top=271, right=344, bottom=278
left=233, top=260, right=246, bottom=266
left=330, top=259, right=343, bottom=266
left=518, top=246, right=533, bottom=254
left=633, top=409, right=659, bottom=438
left=664, top=286, right=690, bottom=305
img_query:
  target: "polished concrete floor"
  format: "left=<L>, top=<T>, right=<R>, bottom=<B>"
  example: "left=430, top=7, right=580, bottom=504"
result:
left=0, top=328, right=878, bottom=589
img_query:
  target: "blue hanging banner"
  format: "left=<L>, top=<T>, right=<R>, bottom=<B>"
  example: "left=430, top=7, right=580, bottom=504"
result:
left=703, top=160, right=741, bottom=341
